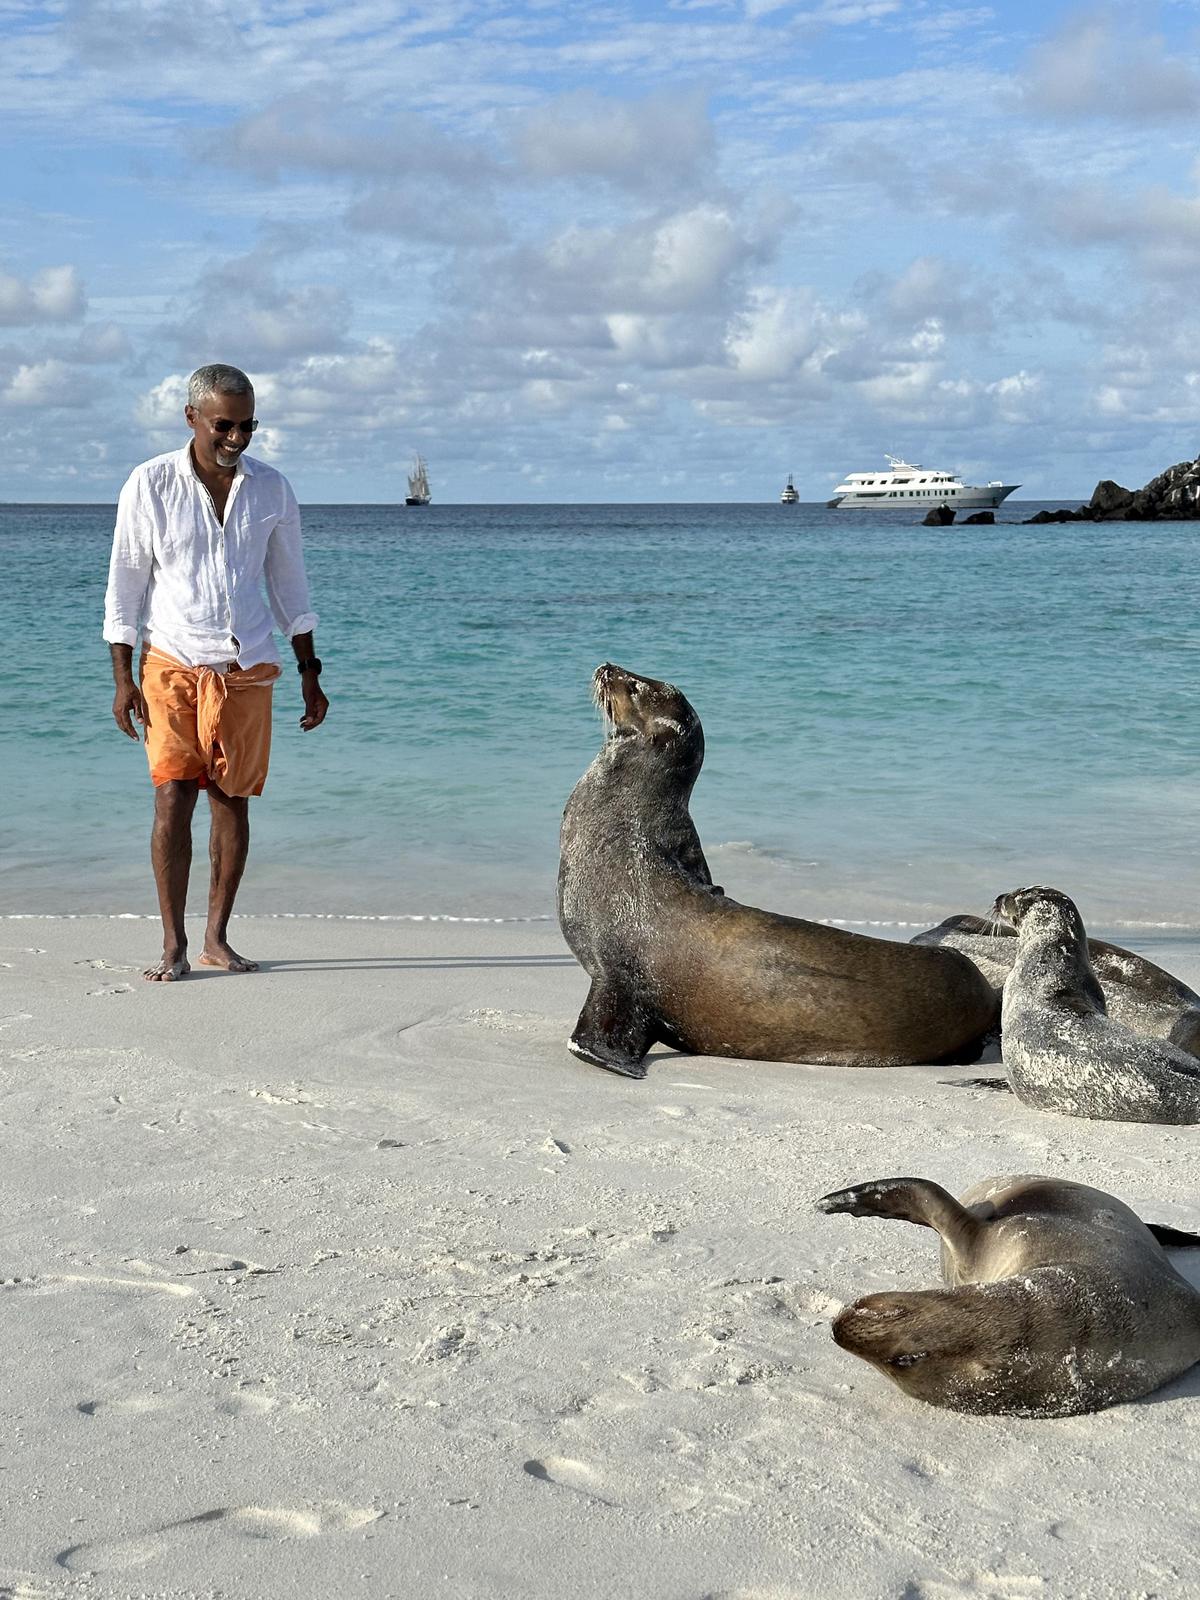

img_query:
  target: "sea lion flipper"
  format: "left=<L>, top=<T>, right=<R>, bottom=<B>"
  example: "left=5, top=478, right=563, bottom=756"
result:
left=816, top=1178, right=980, bottom=1253
left=1145, top=1222, right=1200, bottom=1251
left=568, top=978, right=653, bottom=1079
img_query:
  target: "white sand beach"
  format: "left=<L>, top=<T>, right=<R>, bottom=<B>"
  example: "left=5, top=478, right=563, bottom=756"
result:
left=4, top=913, right=1200, bottom=1599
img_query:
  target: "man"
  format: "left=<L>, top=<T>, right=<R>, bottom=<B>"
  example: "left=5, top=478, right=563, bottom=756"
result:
left=104, top=363, right=328, bottom=982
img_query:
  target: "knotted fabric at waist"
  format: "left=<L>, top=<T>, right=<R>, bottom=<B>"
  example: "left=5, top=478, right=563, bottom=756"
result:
left=139, top=645, right=282, bottom=796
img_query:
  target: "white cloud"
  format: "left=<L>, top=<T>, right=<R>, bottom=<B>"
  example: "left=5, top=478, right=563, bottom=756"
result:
left=134, top=373, right=187, bottom=431
left=879, top=256, right=996, bottom=336
left=344, top=182, right=507, bottom=245
left=66, top=322, right=130, bottom=363
left=0, top=358, right=87, bottom=407
left=171, top=252, right=353, bottom=367
left=529, top=204, right=758, bottom=317
left=223, top=93, right=499, bottom=184
left=511, top=88, right=715, bottom=195
left=1020, top=12, right=1200, bottom=120
left=0, top=264, right=86, bottom=325
left=725, top=286, right=842, bottom=380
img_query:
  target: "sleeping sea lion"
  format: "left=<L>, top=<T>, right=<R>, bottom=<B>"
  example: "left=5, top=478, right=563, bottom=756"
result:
left=818, top=1173, right=1200, bottom=1417
left=992, top=886, right=1200, bottom=1123
left=912, top=911, right=1200, bottom=1060
left=556, top=664, right=998, bottom=1078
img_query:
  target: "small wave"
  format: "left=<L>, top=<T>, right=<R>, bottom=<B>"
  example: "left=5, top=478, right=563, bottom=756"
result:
left=709, top=839, right=821, bottom=868
left=1, top=911, right=556, bottom=925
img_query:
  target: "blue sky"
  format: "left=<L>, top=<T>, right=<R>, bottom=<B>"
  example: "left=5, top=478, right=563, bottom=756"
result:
left=3, top=0, right=1199, bottom=501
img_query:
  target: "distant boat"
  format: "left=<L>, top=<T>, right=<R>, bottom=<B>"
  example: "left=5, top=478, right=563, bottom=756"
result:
left=780, top=474, right=799, bottom=504
left=405, top=454, right=431, bottom=506
left=827, top=455, right=1019, bottom=509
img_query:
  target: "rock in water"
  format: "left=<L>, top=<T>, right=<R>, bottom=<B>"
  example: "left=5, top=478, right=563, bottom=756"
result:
left=1028, top=451, right=1200, bottom=522
left=922, top=504, right=955, bottom=526
left=1089, top=479, right=1135, bottom=516
left=962, top=511, right=994, bottom=524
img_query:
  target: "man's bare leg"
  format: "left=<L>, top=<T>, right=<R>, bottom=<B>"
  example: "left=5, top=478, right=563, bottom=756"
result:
left=146, top=778, right=199, bottom=981
left=200, top=784, right=258, bottom=972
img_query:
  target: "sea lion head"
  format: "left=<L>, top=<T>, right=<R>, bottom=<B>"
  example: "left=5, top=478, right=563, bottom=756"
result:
left=592, top=663, right=703, bottom=776
left=992, top=885, right=1085, bottom=941
left=832, top=1285, right=1046, bottom=1416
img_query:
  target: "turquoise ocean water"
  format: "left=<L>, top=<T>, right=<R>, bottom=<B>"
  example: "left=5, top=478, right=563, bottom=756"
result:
left=3, top=501, right=1196, bottom=934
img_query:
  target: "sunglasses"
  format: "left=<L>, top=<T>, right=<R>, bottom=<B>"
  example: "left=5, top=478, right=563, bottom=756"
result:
left=210, top=416, right=258, bottom=434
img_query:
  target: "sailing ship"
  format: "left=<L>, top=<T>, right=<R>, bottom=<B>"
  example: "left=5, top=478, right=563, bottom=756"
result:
left=405, top=454, right=431, bottom=506
left=780, top=474, right=799, bottom=504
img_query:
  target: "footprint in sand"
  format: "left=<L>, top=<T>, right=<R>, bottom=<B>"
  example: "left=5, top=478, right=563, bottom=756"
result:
left=57, top=1502, right=384, bottom=1573
left=0, top=1576, right=56, bottom=1598
left=416, top=1324, right=473, bottom=1362
left=522, top=1457, right=614, bottom=1507
left=3, top=1272, right=195, bottom=1299
left=215, top=1389, right=278, bottom=1417
left=697, top=1590, right=809, bottom=1600
left=77, top=1393, right=175, bottom=1419
left=86, top=983, right=134, bottom=997
left=902, top=1578, right=1046, bottom=1600
left=250, top=1085, right=320, bottom=1106
left=165, top=1247, right=275, bottom=1278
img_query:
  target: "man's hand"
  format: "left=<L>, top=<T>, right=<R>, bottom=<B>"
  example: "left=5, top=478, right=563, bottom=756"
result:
left=300, top=674, right=328, bottom=731
left=113, top=681, right=147, bottom=740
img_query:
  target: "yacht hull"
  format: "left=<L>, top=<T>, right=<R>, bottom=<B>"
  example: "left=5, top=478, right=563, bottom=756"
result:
left=830, top=483, right=1019, bottom=510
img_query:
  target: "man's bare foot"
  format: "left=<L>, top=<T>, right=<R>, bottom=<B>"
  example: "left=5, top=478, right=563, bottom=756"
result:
left=199, top=939, right=259, bottom=973
left=144, top=953, right=191, bottom=982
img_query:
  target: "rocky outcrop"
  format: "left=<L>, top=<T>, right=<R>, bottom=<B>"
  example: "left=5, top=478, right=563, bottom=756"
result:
left=962, top=511, right=995, bottom=524
left=923, top=504, right=955, bottom=525
left=1025, top=452, right=1200, bottom=523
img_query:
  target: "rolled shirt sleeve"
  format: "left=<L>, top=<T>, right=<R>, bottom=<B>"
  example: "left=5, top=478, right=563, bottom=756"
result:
left=103, top=470, right=154, bottom=646
left=264, top=478, right=319, bottom=639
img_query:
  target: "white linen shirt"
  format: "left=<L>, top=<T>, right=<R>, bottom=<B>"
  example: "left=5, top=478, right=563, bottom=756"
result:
left=103, top=444, right=318, bottom=669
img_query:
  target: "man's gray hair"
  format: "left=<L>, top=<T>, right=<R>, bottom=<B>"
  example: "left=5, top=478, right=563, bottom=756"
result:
left=188, top=364, right=253, bottom=407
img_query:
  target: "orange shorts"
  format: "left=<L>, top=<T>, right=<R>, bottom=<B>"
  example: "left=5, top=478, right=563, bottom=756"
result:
left=140, top=646, right=282, bottom=798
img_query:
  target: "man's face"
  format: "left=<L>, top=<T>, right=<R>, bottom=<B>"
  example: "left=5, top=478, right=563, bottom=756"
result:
left=185, top=389, right=256, bottom=474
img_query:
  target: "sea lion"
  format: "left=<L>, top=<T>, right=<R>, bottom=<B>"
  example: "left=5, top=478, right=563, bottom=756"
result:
left=817, top=1173, right=1200, bottom=1417
left=556, top=664, right=998, bottom=1078
left=991, top=886, right=1200, bottom=1124
left=913, top=911, right=1200, bottom=1060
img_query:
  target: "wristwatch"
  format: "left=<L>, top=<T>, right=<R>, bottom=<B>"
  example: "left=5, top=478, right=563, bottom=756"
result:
left=296, top=657, right=323, bottom=675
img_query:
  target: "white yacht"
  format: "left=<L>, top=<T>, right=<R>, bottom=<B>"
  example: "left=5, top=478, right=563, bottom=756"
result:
left=828, top=455, right=1019, bottom=509
left=780, top=474, right=799, bottom=504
